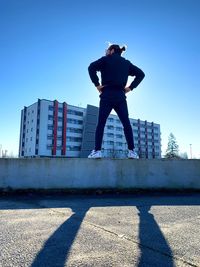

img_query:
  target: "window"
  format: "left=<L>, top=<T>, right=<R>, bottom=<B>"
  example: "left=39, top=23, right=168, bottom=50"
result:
left=48, top=115, right=53, bottom=120
left=116, top=127, right=122, bottom=131
left=108, top=118, right=114, bottom=122
left=67, top=109, right=73, bottom=114
left=107, top=141, right=114, bottom=145
left=66, top=128, right=83, bottom=134
left=107, top=133, right=114, bottom=137
left=48, top=106, right=54, bottom=111
left=66, top=145, right=81, bottom=151
left=67, top=109, right=83, bottom=116
left=76, top=111, right=83, bottom=116
left=116, top=134, right=123, bottom=138
left=116, top=142, right=122, bottom=146
left=107, top=125, right=114, bottom=130
left=48, top=125, right=53, bottom=130
left=67, top=118, right=83, bottom=125
left=66, top=137, right=82, bottom=142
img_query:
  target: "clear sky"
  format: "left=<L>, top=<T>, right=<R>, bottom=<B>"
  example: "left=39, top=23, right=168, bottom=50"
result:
left=0, top=0, right=199, bottom=158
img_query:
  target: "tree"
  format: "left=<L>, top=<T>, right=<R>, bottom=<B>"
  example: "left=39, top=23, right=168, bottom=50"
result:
left=164, top=133, right=180, bottom=158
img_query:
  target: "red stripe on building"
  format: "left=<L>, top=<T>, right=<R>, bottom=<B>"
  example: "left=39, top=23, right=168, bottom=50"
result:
left=52, top=100, right=58, bottom=156
left=62, top=102, right=67, bottom=156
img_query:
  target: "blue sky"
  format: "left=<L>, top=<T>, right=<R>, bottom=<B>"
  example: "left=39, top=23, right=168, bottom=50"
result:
left=0, top=0, right=199, bottom=158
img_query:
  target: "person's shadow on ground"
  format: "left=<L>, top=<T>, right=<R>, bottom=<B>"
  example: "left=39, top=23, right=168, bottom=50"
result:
left=31, top=206, right=88, bottom=267
left=136, top=205, right=175, bottom=266
left=30, top=197, right=176, bottom=267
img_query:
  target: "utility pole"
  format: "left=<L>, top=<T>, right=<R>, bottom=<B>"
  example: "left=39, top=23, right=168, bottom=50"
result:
left=189, top=144, right=193, bottom=159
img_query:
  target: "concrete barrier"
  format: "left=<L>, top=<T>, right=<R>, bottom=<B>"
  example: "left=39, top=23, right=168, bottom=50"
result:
left=0, top=158, right=200, bottom=190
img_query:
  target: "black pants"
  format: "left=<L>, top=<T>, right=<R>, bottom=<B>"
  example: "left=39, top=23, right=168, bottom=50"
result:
left=95, top=95, right=134, bottom=151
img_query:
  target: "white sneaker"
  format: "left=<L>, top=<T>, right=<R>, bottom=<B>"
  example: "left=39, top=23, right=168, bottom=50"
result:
left=88, top=150, right=102, bottom=159
left=128, top=149, right=139, bottom=159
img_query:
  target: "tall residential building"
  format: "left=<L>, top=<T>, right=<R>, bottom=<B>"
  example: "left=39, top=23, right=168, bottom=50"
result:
left=19, top=99, right=161, bottom=158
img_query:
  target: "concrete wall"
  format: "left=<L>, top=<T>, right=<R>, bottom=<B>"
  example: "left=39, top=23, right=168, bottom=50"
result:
left=0, top=158, right=200, bottom=190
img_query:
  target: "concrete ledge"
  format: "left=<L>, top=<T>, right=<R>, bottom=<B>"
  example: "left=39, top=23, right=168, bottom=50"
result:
left=0, top=158, right=200, bottom=190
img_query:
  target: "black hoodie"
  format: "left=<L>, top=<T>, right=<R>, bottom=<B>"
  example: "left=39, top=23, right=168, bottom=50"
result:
left=88, top=53, right=145, bottom=90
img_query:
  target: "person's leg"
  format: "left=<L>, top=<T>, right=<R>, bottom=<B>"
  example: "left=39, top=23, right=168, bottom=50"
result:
left=95, top=99, right=113, bottom=151
left=114, top=99, right=134, bottom=150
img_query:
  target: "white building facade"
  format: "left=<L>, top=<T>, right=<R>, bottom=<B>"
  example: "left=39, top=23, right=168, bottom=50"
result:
left=19, top=99, right=161, bottom=158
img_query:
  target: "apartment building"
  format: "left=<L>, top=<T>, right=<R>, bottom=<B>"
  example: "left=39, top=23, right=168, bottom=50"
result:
left=19, top=99, right=161, bottom=158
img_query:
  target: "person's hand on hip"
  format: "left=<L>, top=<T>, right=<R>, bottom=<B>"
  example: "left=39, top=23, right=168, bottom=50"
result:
left=96, top=85, right=105, bottom=93
left=124, top=87, right=132, bottom=94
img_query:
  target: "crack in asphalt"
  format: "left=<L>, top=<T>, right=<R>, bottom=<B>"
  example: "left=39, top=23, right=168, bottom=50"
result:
left=46, top=207, right=198, bottom=267
left=26, top=199, right=199, bottom=267
left=87, top=222, right=199, bottom=267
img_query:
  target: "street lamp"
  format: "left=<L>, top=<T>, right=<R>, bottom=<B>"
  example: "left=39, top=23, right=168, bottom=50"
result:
left=189, top=144, right=192, bottom=159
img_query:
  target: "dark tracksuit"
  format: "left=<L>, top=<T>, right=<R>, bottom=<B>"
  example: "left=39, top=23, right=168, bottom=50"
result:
left=88, top=53, right=145, bottom=151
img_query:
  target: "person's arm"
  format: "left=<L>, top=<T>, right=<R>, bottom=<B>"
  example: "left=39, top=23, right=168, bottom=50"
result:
left=88, top=57, right=105, bottom=87
left=128, top=63, right=145, bottom=90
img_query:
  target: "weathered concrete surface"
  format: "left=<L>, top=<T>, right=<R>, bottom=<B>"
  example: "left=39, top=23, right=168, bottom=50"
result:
left=0, top=158, right=200, bottom=190
left=0, top=193, right=200, bottom=267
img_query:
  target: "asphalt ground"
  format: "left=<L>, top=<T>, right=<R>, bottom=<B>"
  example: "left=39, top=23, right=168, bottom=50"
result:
left=0, top=192, right=200, bottom=267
